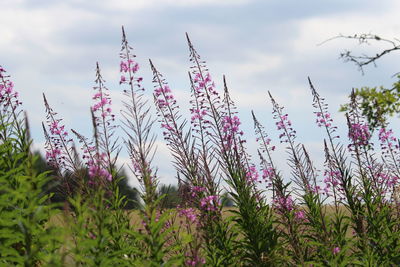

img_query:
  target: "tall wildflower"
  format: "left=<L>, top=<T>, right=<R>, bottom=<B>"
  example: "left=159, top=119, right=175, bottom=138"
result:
left=72, top=63, right=117, bottom=190
left=270, top=90, right=334, bottom=262
left=347, top=91, right=400, bottom=262
left=345, top=91, right=381, bottom=198
left=119, top=26, right=157, bottom=204
left=378, top=127, right=400, bottom=201
left=187, top=34, right=238, bottom=162
left=253, top=110, right=307, bottom=264
left=188, top=72, right=220, bottom=197
left=309, top=78, right=360, bottom=220
left=269, top=92, right=316, bottom=193
left=43, top=94, right=80, bottom=195
left=150, top=59, right=211, bottom=265
left=0, top=66, right=24, bottom=146
left=150, top=60, right=199, bottom=185
left=187, top=35, right=282, bottom=265
left=90, top=63, right=118, bottom=178
left=118, top=28, right=183, bottom=265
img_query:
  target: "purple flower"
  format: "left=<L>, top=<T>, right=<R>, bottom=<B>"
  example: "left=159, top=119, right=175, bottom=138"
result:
left=246, top=165, right=260, bottom=183
left=348, top=123, right=371, bottom=147
left=91, top=63, right=116, bottom=127
left=221, top=115, right=244, bottom=148
left=274, top=195, right=294, bottom=212
left=43, top=95, right=74, bottom=171
left=0, top=66, right=23, bottom=115
left=178, top=208, right=198, bottom=223
left=309, top=78, right=339, bottom=139
left=200, top=195, right=219, bottom=211
left=332, top=246, right=340, bottom=255
left=295, top=210, right=305, bottom=220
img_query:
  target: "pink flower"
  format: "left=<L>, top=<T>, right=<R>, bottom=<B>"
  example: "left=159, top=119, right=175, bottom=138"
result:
left=190, top=186, right=206, bottom=197
left=274, top=195, right=294, bottom=212
left=332, top=246, right=340, bottom=255
left=222, top=115, right=244, bottom=147
left=178, top=208, right=197, bottom=223
left=348, top=123, right=371, bottom=147
left=200, top=195, right=219, bottom=211
left=246, top=165, right=259, bottom=183
left=295, top=210, right=305, bottom=220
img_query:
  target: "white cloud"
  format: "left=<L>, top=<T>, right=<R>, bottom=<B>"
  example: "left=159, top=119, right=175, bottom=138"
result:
left=100, top=0, right=253, bottom=11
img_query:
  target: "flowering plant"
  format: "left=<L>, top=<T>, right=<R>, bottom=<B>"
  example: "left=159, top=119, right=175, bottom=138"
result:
left=1, top=28, right=400, bottom=266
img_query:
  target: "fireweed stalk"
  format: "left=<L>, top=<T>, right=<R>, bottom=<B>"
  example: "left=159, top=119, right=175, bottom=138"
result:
left=120, top=26, right=157, bottom=205
left=188, top=32, right=281, bottom=264
left=378, top=127, right=400, bottom=205
left=188, top=74, right=234, bottom=266
left=67, top=64, right=116, bottom=265
left=188, top=72, right=219, bottom=198
left=186, top=37, right=239, bottom=265
left=0, top=66, right=29, bottom=172
left=68, top=63, right=117, bottom=193
left=187, top=35, right=279, bottom=265
left=150, top=60, right=199, bottom=185
left=69, top=62, right=147, bottom=266
left=346, top=90, right=382, bottom=197
left=119, top=28, right=182, bottom=265
left=43, top=94, right=82, bottom=196
left=252, top=111, right=305, bottom=264
left=0, top=66, right=24, bottom=146
left=309, top=79, right=364, bottom=243
left=345, top=91, right=400, bottom=264
left=219, top=81, right=280, bottom=266
left=189, top=34, right=284, bottom=265
left=269, top=91, right=333, bottom=262
left=151, top=59, right=229, bottom=266
left=43, top=92, right=98, bottom=265
left=310, top=80, right=376, bottom=263
left=89, top=62, right=118, bottom=181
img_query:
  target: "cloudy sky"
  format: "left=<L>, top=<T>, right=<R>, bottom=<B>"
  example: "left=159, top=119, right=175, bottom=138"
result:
left=1, top=0, right=400, bottom=187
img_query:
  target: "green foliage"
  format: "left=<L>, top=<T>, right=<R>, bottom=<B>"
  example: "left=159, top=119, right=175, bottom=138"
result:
left=134, top=196, right=184, bottom=266
left=226, top=168, right=281, bottom=266
left=66, top=188, right=140, bottom=266
left=340, top=76, right=400, bottom=130
left=0, top=120, right=64, bottom=266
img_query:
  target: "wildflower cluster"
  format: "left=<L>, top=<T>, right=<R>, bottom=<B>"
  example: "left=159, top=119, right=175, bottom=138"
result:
left=120, top=59, right=140, bottom=84
left=151, top=64, right=181, bottom=142
left=4, top=28, right=400, bottom=267
left=43, top=94, right=75, bottom=174
left=178, top=207, right=198, bottom=223
left=274, top=195, right=294, bottom=212
left=246, top=165, right=260, bottom=183
left=270, top=93, right=296, bottom=144
left=88, top=152, right=112, bottom=182
left=348, top=122, right=371, bottom=147
left=200, top=195, right=219, bottom=211
left=0, top=66, right=22, bottom=112
left=309, top=78, right=339, bottom=139
left=92, top=63, right=115, bottom=123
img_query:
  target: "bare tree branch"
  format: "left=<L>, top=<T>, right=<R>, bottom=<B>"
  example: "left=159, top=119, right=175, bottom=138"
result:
left=319, top=33, right=400, bottom=74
